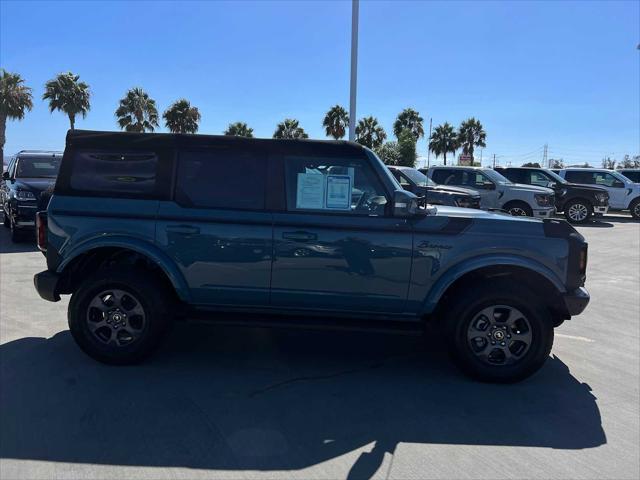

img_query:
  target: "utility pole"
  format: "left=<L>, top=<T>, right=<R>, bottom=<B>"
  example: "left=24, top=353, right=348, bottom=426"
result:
left=543, top=144, right=548, bottom=168
left=493, top=154, right=496, bottom=168
left=426, top=117, right=432, bottom=168
left=348, top=0, right=359, bottom=142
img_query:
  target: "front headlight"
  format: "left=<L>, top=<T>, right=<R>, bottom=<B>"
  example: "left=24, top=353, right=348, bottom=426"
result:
left=534, top=194, right=553, bottom=207
left=15, top=190, right=36, bottom=201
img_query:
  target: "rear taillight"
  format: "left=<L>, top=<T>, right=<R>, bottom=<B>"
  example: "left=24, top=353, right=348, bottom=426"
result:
left=579, top=245, right=588, bottom=274
left=36, top=211, right=47, bottom=252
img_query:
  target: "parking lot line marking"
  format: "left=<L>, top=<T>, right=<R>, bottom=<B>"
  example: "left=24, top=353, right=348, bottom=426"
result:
left=556, top=333, right=595, bottom=343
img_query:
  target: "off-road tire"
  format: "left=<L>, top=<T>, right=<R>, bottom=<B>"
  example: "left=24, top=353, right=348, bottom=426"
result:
left=443, top=283, right=554, bottom=383
left=68, top=267, right=174, bottom=365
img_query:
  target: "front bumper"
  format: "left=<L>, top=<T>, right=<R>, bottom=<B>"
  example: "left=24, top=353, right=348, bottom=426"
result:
left=33, top=270, right=61, bottom=302
left=533, top=207, right=556, bottom=218
left=12, top=202, right=38, bottom=228
left=562, top=287, right=590, bottom=316
left=593, top=206, right=609, bottom=215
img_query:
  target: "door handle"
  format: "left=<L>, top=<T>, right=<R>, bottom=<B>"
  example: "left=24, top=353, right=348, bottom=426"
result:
left=282, top=231, right=317, bottom=242
left=166, top=225, right=200, bottom=235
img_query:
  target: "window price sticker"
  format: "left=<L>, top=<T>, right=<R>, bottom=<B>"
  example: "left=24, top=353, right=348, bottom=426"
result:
left=325, top=174, right=352, bottom=210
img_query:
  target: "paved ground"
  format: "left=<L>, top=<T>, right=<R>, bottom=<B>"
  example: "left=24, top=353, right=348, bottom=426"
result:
left=1, top=214, right=638, bottom=479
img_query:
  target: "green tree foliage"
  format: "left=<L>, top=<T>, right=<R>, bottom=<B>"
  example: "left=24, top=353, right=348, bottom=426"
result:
left=375, top=142, right=401, bottom=165
left=397, top=129, right=417, bottom=167
left=355, top=116, right=386, bottom=149
left=601, top=157, right=616, bottom=170
left=0, top=69, right=33, bottom=164
left=522, top=162, right=541, bottom=168
left=43, top=72, right=90, bottom=130
left=224, top=121, right=254, bottom=137
left=393, top=108, right=424, bottom=141
left=273, top=118, right=308, bottom=139
left=115, top=87, right=159, bottom=132
left=458, top=117, right=486, bottom=160
left=428, top=122, right=458, bottom=166
left=322, top=105, right=349, bottom=139
left=163, top=99, right=201, bottom=134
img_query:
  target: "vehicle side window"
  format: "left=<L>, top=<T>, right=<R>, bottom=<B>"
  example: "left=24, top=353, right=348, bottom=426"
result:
left=397, top=172, right=411, bottom=187
left=564, top=171, right=594, bottom=184
left=594, top=172, right=621, bottom=187
left=70, top=150, right=159, bottom=196
left=461, top=171, right=492, bottom=189
left=432, top=169, right=459, bottom=185
left=285, top=156, right=387, bottom=216
left=175, top=149, right=266, bottom=210
left=529, top=171, right=551, bottom=187
left=499, top=169, right=520, bottom=183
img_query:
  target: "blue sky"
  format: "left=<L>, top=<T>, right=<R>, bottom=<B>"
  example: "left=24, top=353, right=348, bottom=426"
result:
left=1, top=0, right=638, bottom=167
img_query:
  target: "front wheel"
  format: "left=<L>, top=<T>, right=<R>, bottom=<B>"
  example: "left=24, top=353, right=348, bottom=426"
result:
left=444, top=284, right=554, bottom=383
left=503, top=201, right=533, bottom=217
left=564, top=199, right=593, bottom=224
left=68, top=268, right=173, bottom=364
left=630, top=198, right=640, bottom=220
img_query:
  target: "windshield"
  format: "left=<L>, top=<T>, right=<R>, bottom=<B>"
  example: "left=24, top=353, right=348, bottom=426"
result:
left=16, top=157, right=61, bottom=178
left=483, top=168, right=513, bottom=185
left=542, top=169, right=568, bottom=184
left=402, top=168, right=436, bottom=187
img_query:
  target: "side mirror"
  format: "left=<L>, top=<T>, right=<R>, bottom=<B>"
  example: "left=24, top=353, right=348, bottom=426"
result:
left=483, top=182, right=496, bottom=190
left=612, top=180, right=625, bottom=188
left=547, top=181, right=557, bottom=188
left=393, top=190, right=420, bottom=217
left=2, top=171, right=9, bottom=181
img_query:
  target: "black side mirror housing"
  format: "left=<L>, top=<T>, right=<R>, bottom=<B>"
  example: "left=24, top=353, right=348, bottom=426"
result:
left=483, top=182, right=496, bottom=190
left=612, top=181, right=625, bottom=188
left=393, top=190, right=420, bottom=217
left=2, top=171, right=9, bottom=181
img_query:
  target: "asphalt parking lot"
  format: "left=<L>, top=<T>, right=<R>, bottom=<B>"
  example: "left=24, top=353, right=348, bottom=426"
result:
left=1, top=214, right=638, bottom=480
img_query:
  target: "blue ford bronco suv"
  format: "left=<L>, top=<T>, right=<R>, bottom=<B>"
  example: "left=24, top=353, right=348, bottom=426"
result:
left=34, top=130, right=590, bottom=382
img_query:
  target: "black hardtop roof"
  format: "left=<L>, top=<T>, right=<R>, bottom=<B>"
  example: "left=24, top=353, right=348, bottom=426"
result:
left=66, top=130, right=365, bottom=156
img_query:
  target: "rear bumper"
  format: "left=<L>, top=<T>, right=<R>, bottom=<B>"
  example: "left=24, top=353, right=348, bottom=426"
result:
left=562, top=287, right=590, bottom=316
left=33, top=270, right=61, bottom=302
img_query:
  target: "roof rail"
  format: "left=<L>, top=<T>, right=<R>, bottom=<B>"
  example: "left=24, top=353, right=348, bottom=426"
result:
left=16, top=150, right=63, bottom=155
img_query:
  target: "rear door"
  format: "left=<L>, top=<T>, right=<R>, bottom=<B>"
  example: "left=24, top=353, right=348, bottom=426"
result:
left=270, top=153, right=413, bottom=314
left=156, top=146, right=273, bottom=307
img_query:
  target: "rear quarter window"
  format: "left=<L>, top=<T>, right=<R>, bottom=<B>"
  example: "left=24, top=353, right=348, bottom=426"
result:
left=68, top=150, right=161, bottom=197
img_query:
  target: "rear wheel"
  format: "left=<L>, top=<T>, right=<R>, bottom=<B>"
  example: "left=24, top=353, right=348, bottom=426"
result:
left=630, top=198, right=640, bottom=220
left=504, top=201, right=533, bottom=217
left=564, top=199, right=593, bottom=224
left=444, top=284, right=554, bottom=383
left=68, top=268, right=174, bottom=364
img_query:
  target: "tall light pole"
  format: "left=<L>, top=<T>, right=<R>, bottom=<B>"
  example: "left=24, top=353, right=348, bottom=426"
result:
left=349, top=0, right=359, bottom=141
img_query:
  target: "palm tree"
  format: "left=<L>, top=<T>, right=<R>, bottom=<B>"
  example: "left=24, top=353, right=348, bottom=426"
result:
left=0, top=70, right=33, bottom=166
left=163, top=99, right=200, bottom=134
left=322, top=105, right=349, bottom=139
left=393, top=108, right=424, bottom=141
left=457, top=117, right=486, bottom=160
left=42, top=72, right=90, bottom=130
left=115, top=87, right=159, bottom=132
left=273, top=118, right=308, bottom=139
left=428, top=122, right=458, bottom=166
left=355, top=116, right=386, bottom=149
left=224, top=121, right=254, bottom=137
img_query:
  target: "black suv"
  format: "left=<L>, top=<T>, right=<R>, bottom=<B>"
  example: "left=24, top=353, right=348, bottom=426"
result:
left=619, top=169, right=640, bottom=183
left=388, top=166, right=481, bottom=208
left=1, top=150, right=62, bottom=241
left=494, top=167, right=609, bottom=224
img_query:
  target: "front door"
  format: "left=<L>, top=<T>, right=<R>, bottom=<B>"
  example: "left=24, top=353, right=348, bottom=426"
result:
left=156, top=147, right=273, bottom=307
left=270, top=154, right=413, bottom=314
